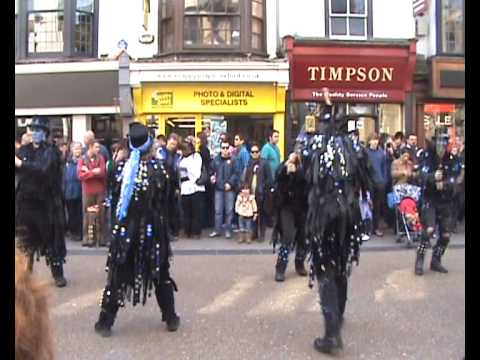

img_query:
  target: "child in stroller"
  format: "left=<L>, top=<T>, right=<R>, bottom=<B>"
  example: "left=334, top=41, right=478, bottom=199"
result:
left=388, top=183, right=422, bottom=248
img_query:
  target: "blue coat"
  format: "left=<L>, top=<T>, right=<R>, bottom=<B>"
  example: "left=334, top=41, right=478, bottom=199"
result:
left=210, top=155, right=239, bottom=192
left=64, top=157, right=82, bottom=200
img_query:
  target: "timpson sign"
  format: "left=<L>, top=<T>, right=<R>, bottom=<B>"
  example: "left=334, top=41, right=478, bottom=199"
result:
left=288, top=41, right=416, bottom=103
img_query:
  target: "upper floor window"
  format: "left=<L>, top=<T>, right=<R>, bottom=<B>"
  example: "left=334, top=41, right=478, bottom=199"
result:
left=158, top=0, right=266, bottom=56
left=184, top=0, right=240, bottom=48
left=440, top=0, right=464, bottom=54
left=328, top=0, right=368, bottom=39
left=27, top=0, right=65, bottom=53
left=16, top=0, right=98, bottom=60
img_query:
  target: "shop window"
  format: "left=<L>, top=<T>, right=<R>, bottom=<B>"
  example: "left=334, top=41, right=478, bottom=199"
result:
left=251, top=0, right=264, bottom=50
left=16, top=0, right=98, bottom=60
left=439, top=0, right=464, bottom=55
left=424, top=103, right=464, bottom=141
left=327, top=0, right=370, bottom=39
left=379, top=104, right=403, bottom=136
left=160, top=0, right=175, bottom=51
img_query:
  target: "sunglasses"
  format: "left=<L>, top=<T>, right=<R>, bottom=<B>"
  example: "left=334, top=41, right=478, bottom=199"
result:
left=251, top=150, right=259, bottom=153
left=221, top=146, right=230, bottom=150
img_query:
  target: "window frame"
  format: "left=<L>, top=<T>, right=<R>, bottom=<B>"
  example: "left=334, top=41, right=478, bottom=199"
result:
left=325, top=0, right=373, bottom=40
left=16, top=0, right=99, bottom=61
left=158, top=0, right=267, bottom=56
left=436, top=0, right=464, bottom=56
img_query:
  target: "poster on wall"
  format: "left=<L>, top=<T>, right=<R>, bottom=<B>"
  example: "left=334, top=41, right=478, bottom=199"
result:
left=206, top=116, right=227, bottom=157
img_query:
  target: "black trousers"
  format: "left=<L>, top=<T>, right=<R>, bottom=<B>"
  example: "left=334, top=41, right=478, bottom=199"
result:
left=181, top=192, right=202, bottom=236
left=65, top=198, right=82, bottom=237
left=277, top=208, right=307, bottom=263
left=99, top=264, right=177, bottom=328
left=372, top=183, right=386, bottom=231
left=418, top=201, right=453, bottom=257
left=314, top=262, right=348, bottom=338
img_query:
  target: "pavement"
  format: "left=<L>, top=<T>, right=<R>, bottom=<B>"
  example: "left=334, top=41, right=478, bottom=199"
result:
left=31, top=228, right=465, bottom=360
left=66, top=225, right=466, bottom=255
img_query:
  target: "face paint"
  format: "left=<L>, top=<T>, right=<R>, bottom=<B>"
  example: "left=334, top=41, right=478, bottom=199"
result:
left=31, top=129, right=46, bottom=144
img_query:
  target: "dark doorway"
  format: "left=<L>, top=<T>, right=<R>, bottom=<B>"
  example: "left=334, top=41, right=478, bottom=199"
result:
left=91, top=115, right=123, bottom=154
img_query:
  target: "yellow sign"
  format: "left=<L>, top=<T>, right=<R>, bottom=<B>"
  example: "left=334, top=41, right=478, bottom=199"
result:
left=142, top=83, right=281, bottom=114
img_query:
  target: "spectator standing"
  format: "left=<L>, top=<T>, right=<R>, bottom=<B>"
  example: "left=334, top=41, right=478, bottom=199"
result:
left=242, top=142, right=274, bottom=242
left=233, top=134, right=251, bottom=174
left=209, top=141, right=239, bottom=239
left=366, top=133, right=388, bottom=237
left=107, top=143, right=129, bottom=234
left=178, top=141, right=205, bottom=239
left=78, top=140, right=107, bottom=247
left=235, top=183, right=258, bottom=244
left=199, top=131, right=214, bottom=229
left=261, top=129, right=281, bottom=180
left=83, top=130, right=110, bottom=162
left=64, top=142, right=83, bottom=242
left=402, top=133, right=420, bottom=164
left=393, top=131, right=405, bottom=159
left=21, top=131, right=32, bottom=146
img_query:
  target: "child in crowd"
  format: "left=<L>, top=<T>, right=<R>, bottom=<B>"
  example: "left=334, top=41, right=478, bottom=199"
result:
left=359, top=190, right=373, bottom=242
left=235, top=183, right=258, bottom=244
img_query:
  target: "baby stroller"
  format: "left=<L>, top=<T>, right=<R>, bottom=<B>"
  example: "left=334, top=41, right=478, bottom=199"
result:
left=387, top=183, right=423, bottom=248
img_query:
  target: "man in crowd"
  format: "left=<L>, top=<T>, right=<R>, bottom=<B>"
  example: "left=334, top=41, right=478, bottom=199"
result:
left=64, top=142, right=83, bottom=242
left=366, top=133, right=388, bottom=237
left=261, top=129, right=281, bottom=180
left=157, top=133, right=181, bottom=240
left=233, top=134, right=251, bottom=175
left=402, top=133, right=420, bottom=164
left=83, top=130, right=110, bottom=162
left=78, top=140, right=107, bottom=247
left=15, top=117, right=67, bottom=287
left=209, top=141, right=239, bottom=239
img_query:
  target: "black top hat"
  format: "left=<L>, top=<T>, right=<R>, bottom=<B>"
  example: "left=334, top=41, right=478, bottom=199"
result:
left=30, top=116, right=49, bottom=131
left=129, top=122, right=151, bottom=150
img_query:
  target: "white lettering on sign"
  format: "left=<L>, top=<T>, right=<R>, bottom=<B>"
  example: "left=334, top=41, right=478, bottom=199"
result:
left=307, top=66, right=394, bottom=82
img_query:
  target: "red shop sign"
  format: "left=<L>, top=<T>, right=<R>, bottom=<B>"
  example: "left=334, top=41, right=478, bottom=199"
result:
left=424, top=103, right=455, bottom=113
left=286, top=38, right=417, bottom=103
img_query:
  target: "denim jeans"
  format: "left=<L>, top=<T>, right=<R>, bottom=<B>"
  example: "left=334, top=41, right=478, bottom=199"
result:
left=238, top=216, right=253, bottom=233
left=214, top=190, right=235, bottom=234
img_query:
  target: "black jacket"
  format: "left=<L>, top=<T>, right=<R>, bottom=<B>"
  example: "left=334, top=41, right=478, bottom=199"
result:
left=242, top=158, right=273, bottom=203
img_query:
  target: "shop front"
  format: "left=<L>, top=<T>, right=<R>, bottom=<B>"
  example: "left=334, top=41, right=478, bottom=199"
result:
left=133, top=82, right=287, bottom=158
left=421, top=57, right=465, bottom=145
left=284, top=37, right=417, bottom=147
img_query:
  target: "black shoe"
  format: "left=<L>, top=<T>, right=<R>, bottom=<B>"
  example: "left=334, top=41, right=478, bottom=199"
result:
left=54, top=276, right=67, bottom=288
left=94, top=321, right=112, bottom=337
left=295, top=260, right=308, bottom=277
left=166, top=315, right=180, bottom=332
left=275, top=263, right=286, bottom=282
left=313, top=335, right=343, bottom=354
left=415, top=253, right=424, bottom=276
left=430, top=257, right=448, bottom=273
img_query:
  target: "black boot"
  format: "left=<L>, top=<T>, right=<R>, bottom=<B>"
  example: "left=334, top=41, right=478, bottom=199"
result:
left=430, top=255, right=448, bottom=273
left=415, top=253, right=425, bottom=276
left=275, top=261, right=287, bottom=282
left=94, top=309, right=115, bottom=337
left=156, top=280, right=180, bottom=332
left=50, top=263, right=67, bottom=288
left=313, top=312, right=343, bottom=354
left=295, top=259, right=308, bottom=277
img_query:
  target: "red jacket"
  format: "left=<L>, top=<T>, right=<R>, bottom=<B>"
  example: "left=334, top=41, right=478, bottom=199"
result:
left=77, top=154, right=107, bottom=196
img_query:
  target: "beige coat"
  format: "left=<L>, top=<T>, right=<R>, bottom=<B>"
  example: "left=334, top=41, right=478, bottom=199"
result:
left=235, top=194, right=258, bottom=218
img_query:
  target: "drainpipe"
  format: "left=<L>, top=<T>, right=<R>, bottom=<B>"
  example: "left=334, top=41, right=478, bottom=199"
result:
left=118, top=50, right=134, bottom=122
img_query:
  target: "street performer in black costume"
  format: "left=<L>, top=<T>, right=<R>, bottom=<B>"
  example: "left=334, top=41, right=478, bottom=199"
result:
left=297, top=88, right=373, bottom=354
left=94, top=123, right=180, bottom=337
left=15, top=117, right=67, bottom=288
left=414, top=130, right=463, bottom=275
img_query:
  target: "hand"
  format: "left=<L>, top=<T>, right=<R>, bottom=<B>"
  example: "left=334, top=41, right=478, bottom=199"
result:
left=15, top=156, right=22, bottom=168
left=81, top=166, right=89, bottom=172
left=253, top=214, right=258, bottom=221
left=210, top=175, right=216, bottom=184
left=92, top=168, right=101, bottom=175
left=225, top=183, right=231, bottom=191
left=287, top=163, right=296, bottom=174
left=434, top=170, right=443, bottom=182
left=436, top=181, right=444, bottom=191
